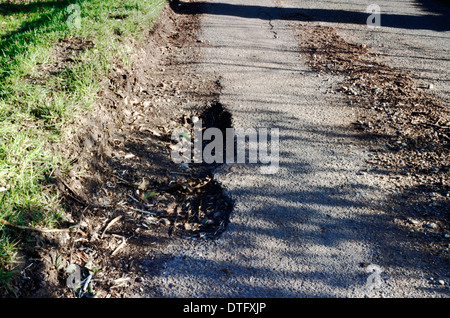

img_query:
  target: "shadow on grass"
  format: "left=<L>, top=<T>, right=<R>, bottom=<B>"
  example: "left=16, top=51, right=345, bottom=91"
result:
left=0, top=0, right=74, bottom=86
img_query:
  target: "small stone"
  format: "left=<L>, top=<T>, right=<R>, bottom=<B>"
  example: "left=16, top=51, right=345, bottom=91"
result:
left=359, top=262, right=371, bottom=268
left=137, top=177, right=150, bottom=191
left=191, top=116, right=199, bottom=124
left=145, top=216, right=159, bottom=225
left=425, top=222, right=438, bottom=229
left=427, top=83, right=434, bottom=89
left=439, top=280, right=445, bottom=286
left=161, top=218, right=171, bottom=226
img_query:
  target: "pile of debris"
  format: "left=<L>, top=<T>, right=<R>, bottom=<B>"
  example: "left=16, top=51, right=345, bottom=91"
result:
left=295, top=24, right=449, bottom=253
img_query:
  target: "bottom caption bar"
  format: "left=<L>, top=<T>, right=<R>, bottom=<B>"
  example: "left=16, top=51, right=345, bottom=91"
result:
left=183, top=301, right=267, bottom=315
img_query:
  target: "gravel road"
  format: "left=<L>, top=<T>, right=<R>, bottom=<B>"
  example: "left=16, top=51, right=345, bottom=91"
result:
left=145, top=0, right=449, bottom=298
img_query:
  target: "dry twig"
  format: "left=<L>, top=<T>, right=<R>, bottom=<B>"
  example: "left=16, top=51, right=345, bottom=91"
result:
left=0, top=218, right=72, bottom=233
left=101, top=215, right=123, bottom=239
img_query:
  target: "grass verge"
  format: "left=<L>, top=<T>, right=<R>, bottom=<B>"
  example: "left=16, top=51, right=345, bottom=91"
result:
left=0, top=0, right=166, bottom=286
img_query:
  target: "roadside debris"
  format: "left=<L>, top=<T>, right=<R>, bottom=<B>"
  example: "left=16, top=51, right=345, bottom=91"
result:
left=294, top=23, right=449, bottom=256
left=65, top=264, right=96, bottom=298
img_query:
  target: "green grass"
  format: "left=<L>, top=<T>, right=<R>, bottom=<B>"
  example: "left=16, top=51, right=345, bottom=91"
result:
left=0, top=0, right=166, bottom=285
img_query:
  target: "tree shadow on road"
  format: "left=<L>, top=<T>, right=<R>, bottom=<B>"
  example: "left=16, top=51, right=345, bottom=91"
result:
left=172, top=0, right=450, bottom=32
left=144, top=105, right=449, bottom=297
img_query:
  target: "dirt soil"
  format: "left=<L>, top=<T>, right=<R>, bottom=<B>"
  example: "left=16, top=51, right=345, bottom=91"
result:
left=0, top=2, right=230, bottom=298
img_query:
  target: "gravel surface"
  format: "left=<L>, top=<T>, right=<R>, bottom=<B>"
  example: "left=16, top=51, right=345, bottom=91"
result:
left=144, top=0, right=449, bottom=298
